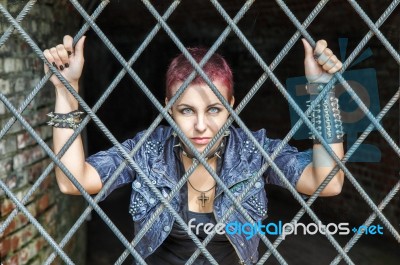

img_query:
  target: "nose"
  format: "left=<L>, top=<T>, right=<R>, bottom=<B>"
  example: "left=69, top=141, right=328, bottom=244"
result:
left=194, top=114, right=207, bottom=133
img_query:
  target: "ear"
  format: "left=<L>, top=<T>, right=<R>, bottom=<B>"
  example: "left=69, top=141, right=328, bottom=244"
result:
left=230, top=96, right=235, bottom=107
left=165, top=97, right=172, bottom=115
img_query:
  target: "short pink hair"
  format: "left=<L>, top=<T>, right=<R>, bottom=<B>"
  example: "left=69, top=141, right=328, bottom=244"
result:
left=165, top=47, right=234, bottom=101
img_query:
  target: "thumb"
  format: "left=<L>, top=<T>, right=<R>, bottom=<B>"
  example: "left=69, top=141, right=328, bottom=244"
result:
left=302, top=38, right=323, bottom=82
left=74, top=36, right=86, bottom=58
left=301, top=38, right=314, bottom=62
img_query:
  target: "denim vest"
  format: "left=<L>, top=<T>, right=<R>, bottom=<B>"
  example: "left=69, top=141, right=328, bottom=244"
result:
left=86, top=126, right=312, bottom=264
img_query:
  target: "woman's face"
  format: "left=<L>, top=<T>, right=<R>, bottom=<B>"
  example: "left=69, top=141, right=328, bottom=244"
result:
left=166, top=80, right=234, bottom=154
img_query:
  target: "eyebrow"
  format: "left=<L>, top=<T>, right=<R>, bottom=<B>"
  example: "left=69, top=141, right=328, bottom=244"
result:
left=176, top=102, right=224, bottom=108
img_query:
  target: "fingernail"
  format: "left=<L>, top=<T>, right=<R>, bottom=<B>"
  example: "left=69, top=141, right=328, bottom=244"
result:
left=67, top=51, right=72, bottom=56
left=52, top=62, right=58, bottom=69
left=65, top=63, right=69, bottom=68
left=59, top=65, right=64, bottom=71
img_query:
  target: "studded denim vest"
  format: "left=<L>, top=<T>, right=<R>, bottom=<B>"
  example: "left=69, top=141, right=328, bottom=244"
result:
left=86, top=126, right=312, bottom=264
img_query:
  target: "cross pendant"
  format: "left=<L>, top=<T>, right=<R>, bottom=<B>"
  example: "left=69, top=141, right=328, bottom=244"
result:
left=198, top=192, right=209, bottom=207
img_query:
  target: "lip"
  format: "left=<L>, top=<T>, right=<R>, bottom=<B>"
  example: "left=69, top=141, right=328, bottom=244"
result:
left=191, top=137, right=211, bottom=145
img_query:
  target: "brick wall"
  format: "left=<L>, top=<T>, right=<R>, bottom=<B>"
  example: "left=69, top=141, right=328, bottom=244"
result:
left=0, top=1, right=87, bottom=264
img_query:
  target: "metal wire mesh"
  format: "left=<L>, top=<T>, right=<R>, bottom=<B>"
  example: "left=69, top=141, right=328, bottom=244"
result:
left=0, top=0, right=399, bottom=264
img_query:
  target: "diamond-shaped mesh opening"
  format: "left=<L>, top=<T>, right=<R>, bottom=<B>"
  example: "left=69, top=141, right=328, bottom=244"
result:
left=0, top=0, right=399, bottom=264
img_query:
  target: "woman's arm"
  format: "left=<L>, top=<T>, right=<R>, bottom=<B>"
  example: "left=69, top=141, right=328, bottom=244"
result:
left=296, top=39, right=344, bottom=196
left=43, top=35, right=102, bottom=195
left=297, top=144, right=344, bottom=196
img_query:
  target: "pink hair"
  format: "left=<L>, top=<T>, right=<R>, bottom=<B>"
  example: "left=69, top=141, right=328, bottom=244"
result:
left=165, top=47, right=234, bottom=100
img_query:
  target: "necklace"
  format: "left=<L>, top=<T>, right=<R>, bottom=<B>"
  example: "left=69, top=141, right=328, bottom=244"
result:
left=187, top=180, right=216, bottom=207
left=177, top=133, right=227, bottom=208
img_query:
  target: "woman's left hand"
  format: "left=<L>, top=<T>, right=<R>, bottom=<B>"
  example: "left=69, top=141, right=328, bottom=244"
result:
left=302, top=39, right=343, bottom=83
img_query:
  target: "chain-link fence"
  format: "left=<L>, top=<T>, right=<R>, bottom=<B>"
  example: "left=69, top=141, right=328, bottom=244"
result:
left=0, top=0, right=399, bottom=264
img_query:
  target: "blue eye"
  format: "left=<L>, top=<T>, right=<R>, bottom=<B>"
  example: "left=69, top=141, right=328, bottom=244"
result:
left=181, top=108, right=194, bottom=115
left=209, top=107, right=220, bottom=114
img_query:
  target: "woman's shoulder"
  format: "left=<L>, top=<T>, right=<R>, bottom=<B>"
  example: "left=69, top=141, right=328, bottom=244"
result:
left=229, top=126, right=267, bottom=142
left=128, top=125, right=173, bottom=141
left=113, top=126, right=173, bottom=163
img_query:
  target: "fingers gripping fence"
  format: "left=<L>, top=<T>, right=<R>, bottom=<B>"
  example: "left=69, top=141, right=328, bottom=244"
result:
left=0, top=1, right=399, bottom=265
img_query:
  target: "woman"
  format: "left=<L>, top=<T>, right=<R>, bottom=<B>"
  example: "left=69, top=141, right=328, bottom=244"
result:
left=43, top=35, right=344, bottom=264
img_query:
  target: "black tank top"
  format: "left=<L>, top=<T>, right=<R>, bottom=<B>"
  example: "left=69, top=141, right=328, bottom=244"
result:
left=145, top=210, right=239, bottom=264
left=144, top=136, right=239, bottom=264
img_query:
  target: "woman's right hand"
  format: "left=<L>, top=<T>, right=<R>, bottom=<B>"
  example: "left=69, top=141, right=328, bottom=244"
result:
left=43, top=35, right=86, bottom=90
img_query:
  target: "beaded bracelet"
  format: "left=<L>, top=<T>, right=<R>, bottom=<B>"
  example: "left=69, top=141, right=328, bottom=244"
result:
left=47, top=110, right=85, bottom=129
